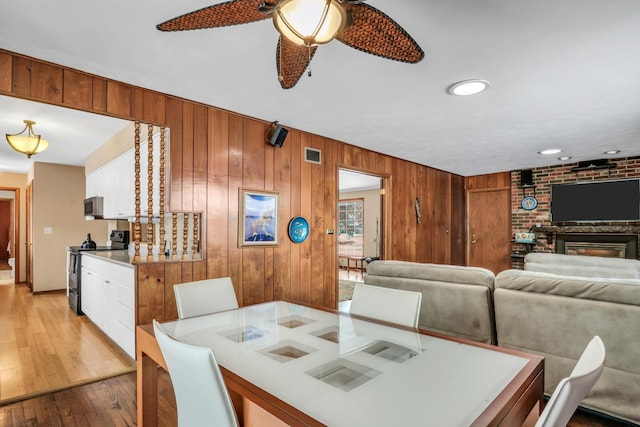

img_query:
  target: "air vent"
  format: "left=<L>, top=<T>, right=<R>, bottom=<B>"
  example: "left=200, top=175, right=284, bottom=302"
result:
left=305, top=147, right=321, bottom=164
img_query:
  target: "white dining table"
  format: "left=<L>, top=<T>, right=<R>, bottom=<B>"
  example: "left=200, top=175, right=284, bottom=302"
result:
left=137, top=301, right=543, bottom=427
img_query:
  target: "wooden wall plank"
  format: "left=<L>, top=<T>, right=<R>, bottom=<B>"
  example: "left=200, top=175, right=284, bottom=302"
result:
left=2, top=48, right=468, bottom=312
left=228, top=114, right=244, bottom=304
left=92, top=78, right=107, bottom=112
left=136, top=263, right=166, bottom=325
left=288, top=130, right=302, bottom=302
left=181, top=103, right=194, bottom=211
left=309, top=135, right=325, bottom=306
left=62, top=70, right=92, bottom=110
left=207, top=108, right=230, bottom=278
left=192, top=104, right=208, bottom=212
left=273, top=125, right=291, bottom=301
left=299, top=132, right=313, bottom=304
left=450, top=174, right=466, bottom=266
left=106, top=81, right=132, bottom=118
left=0, top=51, right=11, bottom=92
left=131, top=87, right=144, bottom=120
left=11, top=56, right=31, bottom=97
left=163, top=263, right=182, bottom=321
left=143, top=91, right=166, bottom=125
left=165, top=97, right=183, bottom=211
left=30, top=61, right=62, bottom=103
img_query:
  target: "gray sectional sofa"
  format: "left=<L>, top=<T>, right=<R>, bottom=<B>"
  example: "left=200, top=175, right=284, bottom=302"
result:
left=363, top=255, right=640, bottom=425
left=364, top=260, right=497, bottom=344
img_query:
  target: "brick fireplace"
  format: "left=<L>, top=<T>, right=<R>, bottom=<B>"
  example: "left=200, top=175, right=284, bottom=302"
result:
left=510, top=156, right=640, bottom=267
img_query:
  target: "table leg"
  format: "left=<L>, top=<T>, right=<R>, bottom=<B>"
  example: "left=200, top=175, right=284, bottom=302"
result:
left=137, top=351, right=159, bottom=427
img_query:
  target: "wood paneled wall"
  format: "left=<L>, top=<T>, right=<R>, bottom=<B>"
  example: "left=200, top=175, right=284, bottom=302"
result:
left=0, top=49, right=465, bottom=311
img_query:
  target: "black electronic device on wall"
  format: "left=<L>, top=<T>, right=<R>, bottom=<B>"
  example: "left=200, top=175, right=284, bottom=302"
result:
left=267, top=121, right=288, bottom=147
left=520, top=169, right=534, bottom=187
left=551, top=179, right=640, bottom=222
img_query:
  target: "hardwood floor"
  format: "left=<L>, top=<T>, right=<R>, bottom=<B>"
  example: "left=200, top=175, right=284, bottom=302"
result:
left=0, top=283, right=634, bottom=427
left=0, top=284, right=135, bottom=405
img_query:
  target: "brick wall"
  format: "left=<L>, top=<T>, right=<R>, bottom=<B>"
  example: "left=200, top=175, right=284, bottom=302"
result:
left=510, top=156, right=640, bottom=266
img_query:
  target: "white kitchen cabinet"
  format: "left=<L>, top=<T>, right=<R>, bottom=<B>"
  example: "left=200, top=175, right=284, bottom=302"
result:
left=80, top=255, right=135, bottom=359
left=85, top=132, right=163, bottom=219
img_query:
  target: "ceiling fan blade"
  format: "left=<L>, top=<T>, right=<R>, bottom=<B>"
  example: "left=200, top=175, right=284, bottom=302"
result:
left=336, top=3, right=424, bottom=63
left=276, top=37, right=318, bottom=89
left=157, top=0, right=274, bottom=32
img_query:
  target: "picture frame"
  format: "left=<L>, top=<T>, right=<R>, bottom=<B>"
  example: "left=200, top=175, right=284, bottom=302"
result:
left=238, top=189, right=279, bottom=247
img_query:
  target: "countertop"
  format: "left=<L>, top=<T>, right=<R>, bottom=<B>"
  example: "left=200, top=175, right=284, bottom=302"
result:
left=78, top=249, right=202, bottom=267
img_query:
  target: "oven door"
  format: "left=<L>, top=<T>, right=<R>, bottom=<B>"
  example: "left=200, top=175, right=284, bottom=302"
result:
left=67, top=251, right=82, bottom=315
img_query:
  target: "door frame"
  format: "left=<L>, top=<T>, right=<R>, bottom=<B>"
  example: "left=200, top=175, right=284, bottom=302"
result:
left=336, top=166, right=391, bottom=270
left=0, top=187, right=20, bottom=285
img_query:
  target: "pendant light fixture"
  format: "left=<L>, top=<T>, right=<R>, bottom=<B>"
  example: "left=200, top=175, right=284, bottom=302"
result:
left=5, top=119, right=49, bottom=158
left=273, top=0, right=347, bottom=46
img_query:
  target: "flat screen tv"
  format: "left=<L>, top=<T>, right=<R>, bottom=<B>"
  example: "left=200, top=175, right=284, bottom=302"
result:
left=551, top=179, right=640, bottom=222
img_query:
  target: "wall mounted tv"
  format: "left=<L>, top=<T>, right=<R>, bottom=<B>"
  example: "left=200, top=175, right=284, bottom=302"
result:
left=551, top=179, right=640, bottom=222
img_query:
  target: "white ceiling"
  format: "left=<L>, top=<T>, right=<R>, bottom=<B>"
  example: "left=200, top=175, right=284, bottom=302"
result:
left=0, top=97, right=129, bottom=174
left=1, top=0, right=640, bottom=176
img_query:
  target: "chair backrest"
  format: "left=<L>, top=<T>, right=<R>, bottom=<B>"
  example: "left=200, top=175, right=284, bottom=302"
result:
left=349, top=283, right=422, bottom=328
left=153, top=320, right=239, bottom=427
left=535, top=336, right=606, bottom=427
left=174, top=277, right=239, bottom=319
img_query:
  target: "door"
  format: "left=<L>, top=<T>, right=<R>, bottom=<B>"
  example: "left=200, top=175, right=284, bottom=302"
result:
left=466, top=188, right=511, bottom=274
left=26, top=181, right=33, bottom=290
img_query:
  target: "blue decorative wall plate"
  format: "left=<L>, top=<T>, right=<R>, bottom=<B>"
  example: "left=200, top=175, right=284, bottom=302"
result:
left=521, top=196, right=538, bottom=211
left=288, top=217, right=309, bottom=243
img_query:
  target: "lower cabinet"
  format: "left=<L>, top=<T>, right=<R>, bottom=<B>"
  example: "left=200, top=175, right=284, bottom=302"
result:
left=81, top=255, right=135, bottom=359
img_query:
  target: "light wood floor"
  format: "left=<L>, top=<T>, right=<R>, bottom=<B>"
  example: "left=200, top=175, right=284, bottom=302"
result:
left=0, top=284, right=136, bottom=405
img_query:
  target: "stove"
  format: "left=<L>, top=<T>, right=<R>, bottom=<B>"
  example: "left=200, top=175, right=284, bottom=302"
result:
left=67, top=230, right=130, bottom=315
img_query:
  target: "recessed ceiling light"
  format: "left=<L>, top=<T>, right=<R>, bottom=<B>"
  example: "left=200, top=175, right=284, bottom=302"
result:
left=538, top=149, right=562, bottom=155
left=603, top=150, right=620, bottom=155
left=558, top=156, right=572, bottom=161
left=447, top=79, right=490, bottom=96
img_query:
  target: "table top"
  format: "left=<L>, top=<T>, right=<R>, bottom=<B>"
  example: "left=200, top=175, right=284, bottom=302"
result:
left=159, top=301, right=537, bottom=427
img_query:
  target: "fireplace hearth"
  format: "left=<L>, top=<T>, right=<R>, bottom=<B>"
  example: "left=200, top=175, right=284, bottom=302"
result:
left=556, top=234, right=638, bottom=259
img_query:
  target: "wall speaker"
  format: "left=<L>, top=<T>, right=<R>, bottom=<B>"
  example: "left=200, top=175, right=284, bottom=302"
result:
left=520, top=169, right=533, bottom=187
left=267, top=122, right=288, bottom=147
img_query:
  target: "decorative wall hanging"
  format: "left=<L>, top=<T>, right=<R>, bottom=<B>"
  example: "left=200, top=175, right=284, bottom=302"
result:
left=239, top=189, right=279, bottom=247
left=288, top=216, right=309, bottom=243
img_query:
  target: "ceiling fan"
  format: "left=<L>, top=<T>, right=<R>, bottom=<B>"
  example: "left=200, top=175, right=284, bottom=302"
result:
left=157, top=0, right=424, bottom=89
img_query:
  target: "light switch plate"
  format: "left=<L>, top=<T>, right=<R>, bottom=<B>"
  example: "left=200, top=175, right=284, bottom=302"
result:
left=44, top=227, right=53, bottom=235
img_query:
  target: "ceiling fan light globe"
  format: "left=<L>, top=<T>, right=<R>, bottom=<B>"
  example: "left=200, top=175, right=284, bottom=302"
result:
left=274, top=0, right=346, bottom=46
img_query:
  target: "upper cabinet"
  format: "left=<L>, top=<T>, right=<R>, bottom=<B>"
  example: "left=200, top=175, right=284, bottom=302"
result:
left=86, top=128, right=166, bottom=220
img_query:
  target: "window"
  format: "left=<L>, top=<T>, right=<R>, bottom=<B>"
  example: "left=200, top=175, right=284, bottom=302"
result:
left=338, top=198, right=364, bottom=256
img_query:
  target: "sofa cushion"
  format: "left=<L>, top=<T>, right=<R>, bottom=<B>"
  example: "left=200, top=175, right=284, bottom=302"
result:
left=365, top=261, right=496, bottom=344
left=496, top=269, right=640, bottom=306
left=524, top=252, right=640, bottom=279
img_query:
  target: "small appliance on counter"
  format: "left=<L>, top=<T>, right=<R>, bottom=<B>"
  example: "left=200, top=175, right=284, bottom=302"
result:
left=109, top=230, right=130, bottom=250
left=81, top=233, right=97, bottom=250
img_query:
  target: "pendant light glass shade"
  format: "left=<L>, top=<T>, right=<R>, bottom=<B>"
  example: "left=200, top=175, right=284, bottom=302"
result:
left=5, top=120, right=49, bottom=158
left=273, top=0, right=346, bottom=46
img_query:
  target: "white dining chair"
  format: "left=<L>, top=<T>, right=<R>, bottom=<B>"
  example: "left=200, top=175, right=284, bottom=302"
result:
left=174, top=277, right=239, bottom=319
left=349, top=283, right=422, bottom=328
left=535, top=335, right=606, bottom=427
left=153, top=320, right=239, bottom=427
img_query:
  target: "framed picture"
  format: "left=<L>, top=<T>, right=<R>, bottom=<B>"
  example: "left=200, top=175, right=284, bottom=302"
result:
left=239, top=189, right=279, bottom=247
